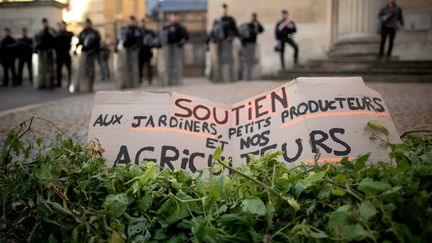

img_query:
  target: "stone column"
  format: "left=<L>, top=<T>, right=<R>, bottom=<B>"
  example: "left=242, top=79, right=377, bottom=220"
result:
left=329, top=0, right=382, bottom=58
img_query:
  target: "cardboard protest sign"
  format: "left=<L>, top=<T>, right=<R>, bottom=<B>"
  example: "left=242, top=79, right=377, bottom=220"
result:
left=88, top=77, right=401, bottom=173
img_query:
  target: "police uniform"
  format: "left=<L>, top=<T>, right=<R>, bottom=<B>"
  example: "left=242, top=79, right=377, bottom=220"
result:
left=120, top=25, right=142, bottom=88
left=0, top=35, right=17, bottom=86
left=210, top=16, right=238, bottom=83
left=275, top=18, right=298, bottom=69
left=74, top=27, right=100, bottom=92
left=158, top=23, right=189, bottom=86
left=55, top=30, right=73, bottom=88
left=34, top=27, right=57, bottom=89
left=17, top=36, right=33, bottom=85
left=239, top=21, right=264, bottom=80
left=139, top=28, right=156, bottom=84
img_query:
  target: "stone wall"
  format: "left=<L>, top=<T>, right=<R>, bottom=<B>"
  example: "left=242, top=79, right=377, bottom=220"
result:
left=0, top=2, right=65, bottom=82
left=0, top=5, right=63, bottom=38
left=392, top=0, right=432, bottom=60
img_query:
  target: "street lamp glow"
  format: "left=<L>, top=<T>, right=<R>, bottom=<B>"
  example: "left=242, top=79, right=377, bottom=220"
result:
left=62, top=0, right=91, bottom=23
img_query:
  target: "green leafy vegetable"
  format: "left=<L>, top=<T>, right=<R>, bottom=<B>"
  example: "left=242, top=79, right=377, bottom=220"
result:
left=0, top=118, right=431, bottom=242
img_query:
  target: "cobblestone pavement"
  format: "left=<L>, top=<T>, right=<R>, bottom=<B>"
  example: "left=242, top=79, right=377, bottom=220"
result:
left=0, top=78, right=431, bottom=145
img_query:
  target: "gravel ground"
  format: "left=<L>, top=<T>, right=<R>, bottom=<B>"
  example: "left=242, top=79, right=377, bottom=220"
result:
left=1, top=78, right=431, bottom=145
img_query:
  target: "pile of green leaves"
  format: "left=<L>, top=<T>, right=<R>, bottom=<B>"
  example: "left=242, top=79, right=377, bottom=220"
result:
left=1, top=120, right=432, bottom=242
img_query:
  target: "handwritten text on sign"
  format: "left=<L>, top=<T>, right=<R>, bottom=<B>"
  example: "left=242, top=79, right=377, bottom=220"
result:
left=88, top=77, right=401, bottom=173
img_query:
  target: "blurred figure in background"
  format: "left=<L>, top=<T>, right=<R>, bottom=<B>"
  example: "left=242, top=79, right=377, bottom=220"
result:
left=98, top=39, right=111, bottom=81
left=17, top=28, right=33, bottom=85
left=74, top=18, right=100, bottom=92
left=275, top=10, right=298, bottom=69
left=120, top=15, right=142, bottom=88
left=1, top=27, right=17, bottom=87
left=378, top=0, right=404, bottom=58
left=139, top=19, right=156, bottom=85
left=239, top=12, right=264, bottom=80
left=55, top=21, right=74, bottom=88
left=158, top=12, right=189, bottom=86
left=34, top=18, right=57, bottom=89
left=210, top=3, right=238, bottom=82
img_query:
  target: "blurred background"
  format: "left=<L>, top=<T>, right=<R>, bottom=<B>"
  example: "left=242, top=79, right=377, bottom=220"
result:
left=0, top=0, right=431, bottom=79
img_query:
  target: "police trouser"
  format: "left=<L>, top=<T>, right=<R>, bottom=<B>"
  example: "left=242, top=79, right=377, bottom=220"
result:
left=1, top=59, right=16, bottom=86
left=213, top=39, right=235, bottom=83
left=158, top=44, right=183, bottom=86
left=98, top=56, right=110, bottom=81
left=75, top=52, right=96, bottom=92
left=379, top=27, right=396, bottom=56
left=139, top=49, right=153, bottom=84
left=56, top=52, right=72, bottom=87
left=35, top=50, right=55, bottom=89
left=124, top=48, right=140, bottom=88
left=139, top=59, right=152, bottom=84
left=241, top=43, right=258, bottom=81
left=18, top=56, right=32, bottom=85
left=280, top=39, right=299, bottom=69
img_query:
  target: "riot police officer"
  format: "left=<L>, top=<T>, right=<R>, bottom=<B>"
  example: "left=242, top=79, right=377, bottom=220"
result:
left=17, top=28, right=33, bottom=85
left=210, top=3, right=238, bottom=83
left=74, top=18, right=101, bottom=93
left=139, top=19, right=156, bottom=85
left=55, top=21, right=74, bottom=88
left=34, top=18, right=57, bottom=89
left=275, top=10, right=299, bottom=69
left=239, top=13, right=264, bottom=80
left=158, top=12, right=189, bottom=86
left=1, top=27, right=17, bottom=87
left=118, top=15, right=142, bottom=88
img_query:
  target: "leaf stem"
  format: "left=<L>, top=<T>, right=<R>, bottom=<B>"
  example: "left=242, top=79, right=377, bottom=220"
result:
left=401, top=129, right=432, bottom=138
left=271, top=216, right=300, bottom=239
left=213, top=158, right=286, bottom=203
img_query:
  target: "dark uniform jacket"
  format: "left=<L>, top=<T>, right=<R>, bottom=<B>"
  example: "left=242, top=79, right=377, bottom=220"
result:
left=0, top=36, right=17, bottom=63
left=211, top=16, right=238, bottom=41
left=140, top=28, right=156, bottom=61
left=163, top=23, right=189, bottom=47
left=77, top=28, right=101, bottom=55
left=35, top=27, right=57, bottom=51
left=275, top=18, right=297, bottom=42
left=16, top=37, right=33, bottom=60
left=55, top=30, right=74, bottom=56
left=122, top=25, right=142, bottom=49
left=240, top=22, right=264, bottom=44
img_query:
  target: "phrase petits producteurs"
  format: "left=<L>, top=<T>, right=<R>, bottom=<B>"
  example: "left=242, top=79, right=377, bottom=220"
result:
left=173, top=85, right=386, bottom=129
left=94, top=85, right=386, bottom=139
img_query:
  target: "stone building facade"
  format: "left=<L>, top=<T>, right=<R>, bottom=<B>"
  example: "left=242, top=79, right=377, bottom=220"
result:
left=0, top=1, right=66, bottom=38
left=207, top=0, right=432, bottom=76
left=0, top=0, right=146, bottom=43
left=63, top=0, right=146, bottom=42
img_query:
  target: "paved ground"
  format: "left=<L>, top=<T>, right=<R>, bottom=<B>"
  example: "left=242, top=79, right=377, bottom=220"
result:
left=0, top=78, right=431, bottom=145
left=0, top=81, right=115, bottom=112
